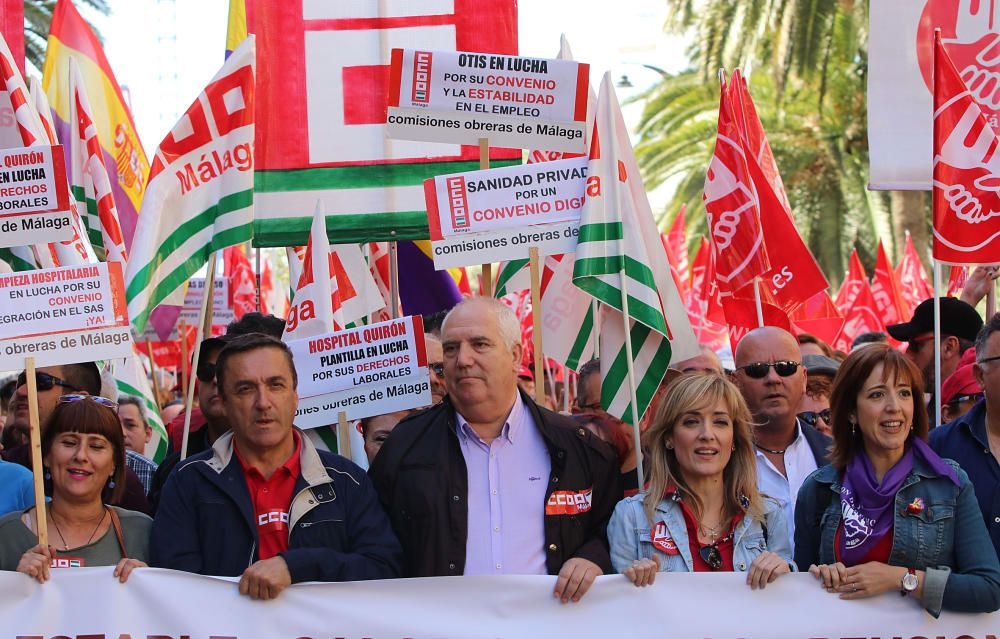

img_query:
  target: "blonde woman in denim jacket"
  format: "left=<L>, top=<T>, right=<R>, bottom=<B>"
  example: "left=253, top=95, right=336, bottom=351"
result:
left=608, top=374, right=794, bottom=588
left=794, top=344, right=1000, bottom=617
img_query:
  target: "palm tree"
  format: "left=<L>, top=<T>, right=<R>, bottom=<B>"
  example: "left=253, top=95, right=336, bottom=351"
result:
left=24, top=0, right=110, bottom=73
left=637, top=0, right=928, bottom=285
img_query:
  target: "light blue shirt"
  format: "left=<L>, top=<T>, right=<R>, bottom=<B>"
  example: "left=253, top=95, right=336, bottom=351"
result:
left=457, top=392, right=550, bottom=575
left=754, top=420, right=817, bottom=551
left=0, top=459, right=34, bottom=517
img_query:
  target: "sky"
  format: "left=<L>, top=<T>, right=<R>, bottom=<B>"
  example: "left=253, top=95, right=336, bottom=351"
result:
left=91, top=0, right=691, bottom=152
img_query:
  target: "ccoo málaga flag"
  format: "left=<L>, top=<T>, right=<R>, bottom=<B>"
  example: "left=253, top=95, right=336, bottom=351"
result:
left=125, top=37, right=255, bottom=333
left=572, top=74, right=697, bottom=424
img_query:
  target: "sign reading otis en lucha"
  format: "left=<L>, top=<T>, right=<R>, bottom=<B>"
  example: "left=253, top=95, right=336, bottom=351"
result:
left=387, top=48, right=589, bottom=153
left=424, top=156, right=587, bottom=268
left=288, top=316, right=431, bottom=428
left=0, top=144, right=73, bottom=247
left=0, top=262, right=131, bottom=369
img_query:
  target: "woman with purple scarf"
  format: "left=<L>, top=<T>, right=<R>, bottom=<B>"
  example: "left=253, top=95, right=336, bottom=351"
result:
left=794, top=344, right=1000, bottom=617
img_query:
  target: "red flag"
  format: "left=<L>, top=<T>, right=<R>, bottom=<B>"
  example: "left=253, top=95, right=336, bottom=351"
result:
left=687, top=237, right=728, bottom=351
left=834, top=249, right=867, bottom=315
left=832, top=277, right=882, bottom=353
left=666, top=205, right=689, bottom=279
left=723, top=295, right=792, bottom=354
left=728, top=71, right=828, bottom=310
left=661, top=232, right=690, bottom=305
left=947, top=265, right=968, bottom=297
left=895, top=232, right=933, bottom=310
left=790, top=291, right=845, bottom=347
left=224, top=245, right=259, bottom=320
left=932, top=31, right=1000, bottom=263
left=703, top=74, right=769, bottom=294
left=870, top=240, right=911, bottom=325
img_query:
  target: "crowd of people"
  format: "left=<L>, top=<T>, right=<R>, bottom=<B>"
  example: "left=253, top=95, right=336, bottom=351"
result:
left=0, top=293, right=998, bottom=617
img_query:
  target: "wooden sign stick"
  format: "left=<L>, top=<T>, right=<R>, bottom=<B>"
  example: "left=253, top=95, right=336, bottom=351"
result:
left=24, top=356, right=48, bottom=547
left=529, top=247, right=545, bottom=406
left=479, top=137, right=493, bottom=297
left=337, top=411, right=353, bottom=462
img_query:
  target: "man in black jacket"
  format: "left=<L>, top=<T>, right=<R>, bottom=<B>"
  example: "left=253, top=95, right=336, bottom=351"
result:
left=370, top=298, right=621, bottom=603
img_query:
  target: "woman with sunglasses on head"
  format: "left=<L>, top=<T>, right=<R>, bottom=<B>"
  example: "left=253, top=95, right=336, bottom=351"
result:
left=0, top=396, right=151, bottom=583
left=608, top=374, right=794, bottom=588
left=795, top=343, right=1000, bottom=616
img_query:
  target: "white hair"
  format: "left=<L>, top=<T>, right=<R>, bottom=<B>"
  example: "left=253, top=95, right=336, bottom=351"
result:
left=442, top=298, right=521, bottom=351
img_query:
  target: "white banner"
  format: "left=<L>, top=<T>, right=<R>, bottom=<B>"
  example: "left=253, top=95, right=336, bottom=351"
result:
left=0, top=144, right=73, bottom=247
left=387, top=48, right=589, bottom=152
left=429, top=220, right=580, bottom=269
left=868, top=0, right=1000, bottom=190
left=294, top=376, right=431, bottom=428
left=1, top=569, right=996, bottom=639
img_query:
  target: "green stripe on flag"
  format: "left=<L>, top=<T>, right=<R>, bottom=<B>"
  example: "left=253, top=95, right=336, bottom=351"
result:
left=574, top=278, right=668, bottom=335
left=565, top=305, right=594, bottom=371
left=574, top=256, right=659, bottom=292
left=577, top=222, right=623, bottom=243
left=252, top=211, right=429, bottom=246
left=116, top=379, right=169, bottom=463
left=0, top=249, right=35, bottom=271
left=494, top=259, right=528, bottom=297
left=254, top=160, right=521, bottom=193
left=602, top=322, right=672, bottom=424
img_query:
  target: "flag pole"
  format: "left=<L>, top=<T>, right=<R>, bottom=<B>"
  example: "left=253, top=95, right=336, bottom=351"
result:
left=145, top=340, right=163, bottom=409
left=529, top=247, right=546, bottom=406
left=753, top=277, right=764, bottom=327
left=24, top=356, right=47, bottom=547
left=618, top=269, right=645, bottom=488
left=933, top=259, right=942, bottom=427
left=987, top=270, right=996, bottom=319
left=181, top=252, right=219, bottom=461
left=337, top=410, right=353, bottom=462
left=179, top=320, right=188, bottom=401
left=479, top=137, right=493, bottom=297
left=254, top=244, right=261, bottom=312
left=388, top=240, right=400, bottom=319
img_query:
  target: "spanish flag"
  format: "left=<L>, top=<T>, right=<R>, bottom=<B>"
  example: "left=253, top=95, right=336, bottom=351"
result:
left=42, top=0, right=149, bottom=249
left=226, top=0, right=247, bottom=58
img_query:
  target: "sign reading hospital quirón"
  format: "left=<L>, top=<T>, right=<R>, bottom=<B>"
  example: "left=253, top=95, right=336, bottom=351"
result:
left=386, top=48, right=589, bottom=152
left=287, top=316, right=431, bottom=427
left=424, top=156, right=586, bottom=269
left=0, top=262, right=131, bottom=369
left=0, top=144, right=73, bottom=247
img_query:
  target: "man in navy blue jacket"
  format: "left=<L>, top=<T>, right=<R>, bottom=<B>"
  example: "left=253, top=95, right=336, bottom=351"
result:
left=930, top=313, right=1000, bottom=560
left=150, top=333, right=402, bottom=599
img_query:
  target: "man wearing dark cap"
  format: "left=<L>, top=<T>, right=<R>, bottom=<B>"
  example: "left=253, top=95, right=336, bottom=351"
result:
left=886, top=297, right=983, bottom=399
left=796, top=354, right=840, bottom=437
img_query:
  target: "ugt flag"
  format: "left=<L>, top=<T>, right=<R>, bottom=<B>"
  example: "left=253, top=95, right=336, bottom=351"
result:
left=125, top=37, right=255, bottom=333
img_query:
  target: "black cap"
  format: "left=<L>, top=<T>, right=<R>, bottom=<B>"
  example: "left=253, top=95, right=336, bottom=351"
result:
left=886, top=297, right=983, bottom=342
left=802, top=354, right=840, bottom=377
left=200, top=333, right=232, bottom=355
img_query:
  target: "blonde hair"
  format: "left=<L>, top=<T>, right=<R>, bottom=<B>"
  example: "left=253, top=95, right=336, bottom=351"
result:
left=641, top=373, right=763, bottom=525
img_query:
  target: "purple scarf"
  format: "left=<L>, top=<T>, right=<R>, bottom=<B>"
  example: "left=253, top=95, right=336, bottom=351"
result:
left=838, top=438, right=959, bottom=566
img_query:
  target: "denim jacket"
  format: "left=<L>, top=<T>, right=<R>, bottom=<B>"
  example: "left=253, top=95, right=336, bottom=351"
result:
left=608, top=492, right=794, bottom=574
left=794, top=458, right=1000, bottom=617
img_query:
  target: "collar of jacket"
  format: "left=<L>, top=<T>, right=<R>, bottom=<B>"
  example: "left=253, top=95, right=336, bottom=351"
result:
left=202, top=428, right=337, bottom=533
left=650, top=496, right=773, bottom=570
left=811, top=450, right=955, bottom=497
left=952, top=399, right=990, bottom=447
left=442, top=388, right=570, bottom=464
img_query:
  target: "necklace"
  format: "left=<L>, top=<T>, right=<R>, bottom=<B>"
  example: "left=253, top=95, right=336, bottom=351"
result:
left=698, top=521, right=722, bottom=542
left=50, top=507, right=107, bottom=552
left=754, top=442, right=786, bottom=455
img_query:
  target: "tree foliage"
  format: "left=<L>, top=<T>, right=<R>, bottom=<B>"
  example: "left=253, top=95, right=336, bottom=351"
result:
left=24, top=0, right=110, bottom=73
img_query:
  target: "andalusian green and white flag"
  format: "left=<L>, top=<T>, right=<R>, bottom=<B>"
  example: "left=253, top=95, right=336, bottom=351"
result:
left=572, top=74, right=697, bottom=424
left=125, top=37, right=256, bottom=332
left=111, top=346, right=168, bottom=463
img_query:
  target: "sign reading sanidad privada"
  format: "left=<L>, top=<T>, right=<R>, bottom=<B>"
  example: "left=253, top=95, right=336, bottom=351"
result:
left=386, top=48, right=589, bottom=152
left=0, top=262, right=131, bottom=369
left=0, top=144, right=73, bottom=247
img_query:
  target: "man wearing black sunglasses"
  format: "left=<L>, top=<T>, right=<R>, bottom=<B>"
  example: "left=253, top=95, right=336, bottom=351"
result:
left=930, top=313, right=1000, bottom=559
left=0, top=362, right=151, bottom=514
left=733, top=327, right=831, bottom=549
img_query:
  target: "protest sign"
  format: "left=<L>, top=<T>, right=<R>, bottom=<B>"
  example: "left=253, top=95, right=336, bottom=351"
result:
left=387, top=48, right=589, bottom=153
left=0, top=144, right=72, bottom=247
left=287, top=316, right=431, bottom=427
left=3, top=568, right=997, bottom=639
left=424, top=156, right=586, bottom=268
left=0, top=262, right=130, bottom=369
left=140, top=277, right=232, bottom=342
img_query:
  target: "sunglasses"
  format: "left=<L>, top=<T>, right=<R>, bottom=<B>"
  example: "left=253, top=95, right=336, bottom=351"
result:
left=58, top=394, right=118, bottom=409
left=737, top=361, right=800, bottom=379
left=196, top=362, right=217, bottom=384
left=798, top=409, right=832, bottom=427
left=699, top=545, right=723, bottom=570
left=428, top=362, right=444, bottom=377
left=947, top=392, right=984, bottom=407
left=17, top=371, right=80, bottom=393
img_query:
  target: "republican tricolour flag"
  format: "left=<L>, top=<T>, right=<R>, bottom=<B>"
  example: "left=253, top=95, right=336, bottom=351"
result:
left=573, top=74, right=697, bottom=425
left=125, top=37, right=255, bottom=333
left=932, top=30, right=1000, bottom=264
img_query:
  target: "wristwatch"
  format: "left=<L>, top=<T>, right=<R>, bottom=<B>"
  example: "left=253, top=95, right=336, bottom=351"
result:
left=900, top=568, right=918, bottom=596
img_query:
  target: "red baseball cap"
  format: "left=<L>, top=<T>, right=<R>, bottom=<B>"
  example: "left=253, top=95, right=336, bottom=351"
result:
left=940, top=363, right=982, bottom=405
left=518, top=365, right=534, bottom=381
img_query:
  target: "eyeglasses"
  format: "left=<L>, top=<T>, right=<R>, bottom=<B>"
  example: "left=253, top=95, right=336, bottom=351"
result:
left=737, top=361, right=800, bottom=379
left=978, top=355, right=1000, bottom=366
left=798, top=409, right=832, bottom=427
left=428, top=362, right=444, bottom=377
left=17, top=371, right=80, bottom=393
left=57, top=394, right=118, bottom=409
left=947, top=392, right=984, bottom=407
left=578, top=401, right=603, bottom=412
left=196, top=362, right=217, bottom=383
